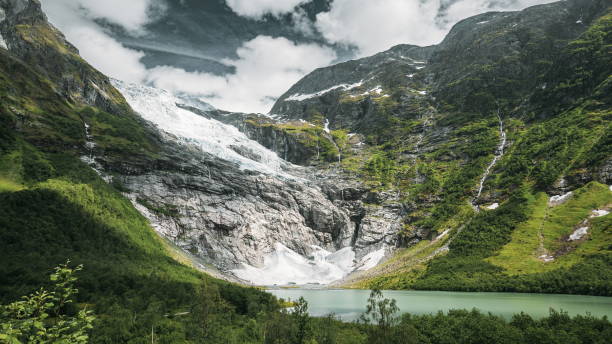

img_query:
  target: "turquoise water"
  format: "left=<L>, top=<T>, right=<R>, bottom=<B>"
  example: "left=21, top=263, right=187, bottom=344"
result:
left=267, top=289, right=612, bottom=321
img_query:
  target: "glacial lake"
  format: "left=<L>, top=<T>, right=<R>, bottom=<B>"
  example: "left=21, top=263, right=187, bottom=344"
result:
left=267, top=289, right=612, bottom=321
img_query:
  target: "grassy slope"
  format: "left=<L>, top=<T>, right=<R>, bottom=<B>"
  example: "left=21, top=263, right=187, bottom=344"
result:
left=348, top=10, right=612, bottom=294
left=0, top=18, right=276, bottom=343
left=488, top=183, right=612, bottom=275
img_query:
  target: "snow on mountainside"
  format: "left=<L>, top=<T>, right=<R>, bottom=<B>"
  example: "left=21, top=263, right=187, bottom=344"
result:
left=113, top=80, right=288, bottom=176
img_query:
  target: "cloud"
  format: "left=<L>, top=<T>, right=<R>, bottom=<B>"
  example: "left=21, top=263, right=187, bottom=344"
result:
left=225, top=0, right=310, bottom=18
left=41, top=0, right=148, bottom=83
left=315, top=0, right=557, bottom=56
left=64, top=26, right=148, bottom=83
left=73, top=0, right=157, bottom=32
left=42, top=0, right=335, bottom=113
left=147, top=36, right=336, bottom=113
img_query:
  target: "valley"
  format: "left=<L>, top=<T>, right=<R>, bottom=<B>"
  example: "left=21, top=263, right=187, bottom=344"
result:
left=0, top=0, right=610, bottom=343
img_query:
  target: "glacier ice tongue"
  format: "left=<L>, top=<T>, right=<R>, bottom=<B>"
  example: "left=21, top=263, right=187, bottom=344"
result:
left=231, top=243, right=356, bottom=285
left=112, top=80, right=288, bottom=176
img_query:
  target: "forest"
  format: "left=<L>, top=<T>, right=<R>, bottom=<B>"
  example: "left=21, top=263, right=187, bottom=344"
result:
left=1, top=263, right=610, bottom=343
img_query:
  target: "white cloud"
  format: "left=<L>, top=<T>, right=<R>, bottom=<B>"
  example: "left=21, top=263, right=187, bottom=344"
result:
left=74, top=0, right=156, bottom=32
left=42, top=0, right=335, bottom=113
left=147, top=36, right=336, bottom=113
left=226, top=0, right=309, bottom=18
left=316, top=0, right=557, bottom=56
left=63, top=26, right=148, bottom=83
left=41, top=0, right=148, bottom=83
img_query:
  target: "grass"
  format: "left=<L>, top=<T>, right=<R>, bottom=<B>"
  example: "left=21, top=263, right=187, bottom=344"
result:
left=488, top=182, right=612, bottom=275
left=0, top=177, right=24, bottom=192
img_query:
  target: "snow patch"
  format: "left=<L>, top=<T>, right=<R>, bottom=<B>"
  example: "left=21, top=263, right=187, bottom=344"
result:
left=362, top=85, right=383, bottom=96
left=416, top=66, right=425, bottom=70
left=407, top=74, right=415, bottom=78
left=576, top=20, right=583, bottom=24
left=477, top=20, right=490, bottom=25
left=286, top=80, right=363, bottom=101
left=357, top=247, right=386, bottom=271
left=0, top=33, right=7, bottom=50
left=549, top=191, right=573, bottom=206
left=90, top=82, right=109, bottom=100
left=417, top=90, right=427, bottom=95
left=591, top=209, right=610, bottom=218
left=231, top=243, right=356, bottom=285
left=569, top=227, right=589, bottom=241
left=486, top=203, right=500, bottom=210
left=113, top=80, right=288, bottom=176
left=539, top=254, right=554, bottom=263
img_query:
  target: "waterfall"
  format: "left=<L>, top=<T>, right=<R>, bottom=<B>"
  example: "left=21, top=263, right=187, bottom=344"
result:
left=472, top=112, right=507, bottom=210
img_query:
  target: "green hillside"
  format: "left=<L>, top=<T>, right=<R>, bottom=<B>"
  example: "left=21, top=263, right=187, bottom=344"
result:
left=308, top=7, right=612, bottom=293
left=0, top=4, right=276, bottom=342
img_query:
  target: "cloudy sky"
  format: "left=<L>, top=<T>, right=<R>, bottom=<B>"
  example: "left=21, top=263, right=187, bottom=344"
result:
left=41, top=0, right=556, bottom=113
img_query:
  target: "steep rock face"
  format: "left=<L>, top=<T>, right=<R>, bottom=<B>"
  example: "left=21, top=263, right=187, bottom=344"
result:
left=108, top=81, right=399, bottom=283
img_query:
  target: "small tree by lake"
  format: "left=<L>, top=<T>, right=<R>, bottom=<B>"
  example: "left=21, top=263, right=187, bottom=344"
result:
left=0, top=261, right=95, bottom=344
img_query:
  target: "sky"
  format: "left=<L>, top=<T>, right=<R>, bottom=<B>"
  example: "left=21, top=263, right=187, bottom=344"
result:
left=41, top=0, right=556, bottom=113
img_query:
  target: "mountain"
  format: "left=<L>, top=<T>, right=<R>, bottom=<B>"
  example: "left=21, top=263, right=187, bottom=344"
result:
left=1, top=0, right=611, bottom=342
left=0, top=1, right=279, bottom=341
left=0, top=0, right=398, bottom=289
left=221, top=0, right=612, bottom=293
left=1, top=0, right=610, bottom=307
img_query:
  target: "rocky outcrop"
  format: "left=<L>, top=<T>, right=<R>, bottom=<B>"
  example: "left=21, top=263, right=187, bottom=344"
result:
left=429, top=0, right=608, bottom=112
left=101, top=81, right=404, bottom=283
left=0, top=0, right=129, bottom=116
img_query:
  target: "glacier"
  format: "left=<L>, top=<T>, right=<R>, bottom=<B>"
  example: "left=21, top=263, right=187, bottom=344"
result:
left=231, top=244, right=356, bottom=286
left=111, top=80, right=389, bottom=286
left=113, top=80, right=288, bottom=176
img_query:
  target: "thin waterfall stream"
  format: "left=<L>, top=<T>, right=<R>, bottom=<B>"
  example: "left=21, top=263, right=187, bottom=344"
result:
left=472, top=112, right=507, bottom=211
